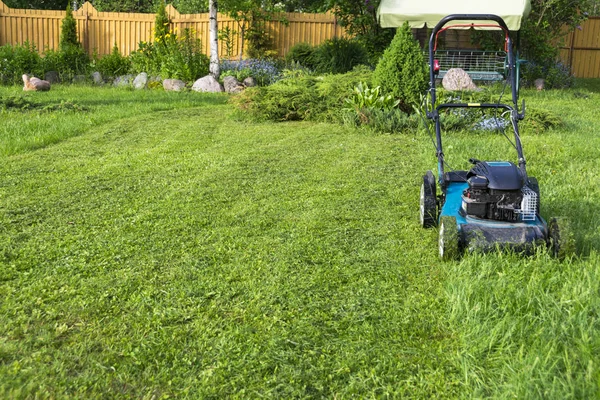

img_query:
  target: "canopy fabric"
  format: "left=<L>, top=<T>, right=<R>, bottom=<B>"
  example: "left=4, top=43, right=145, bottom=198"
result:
left=377, top=0, right=531, bottom=31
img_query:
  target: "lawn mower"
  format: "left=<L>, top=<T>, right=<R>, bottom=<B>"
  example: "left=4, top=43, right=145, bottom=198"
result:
left=377, top=2, right=575, bottom=259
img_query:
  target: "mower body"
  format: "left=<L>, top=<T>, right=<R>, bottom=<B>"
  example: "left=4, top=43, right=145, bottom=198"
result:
left=418, top=14, right=573, bottom=259
left=440, top=174, right=547, bottom=254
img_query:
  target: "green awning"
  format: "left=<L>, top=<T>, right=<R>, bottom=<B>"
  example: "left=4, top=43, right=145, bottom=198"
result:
left=377, top=0, right=531, bottom=31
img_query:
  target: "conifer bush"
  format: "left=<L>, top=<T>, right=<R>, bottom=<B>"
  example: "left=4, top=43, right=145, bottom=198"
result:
left=285, top=42, right=316, bottom=70
left=57, top=5, right=90, bottom=78
left=373, top=22, right=428, bottom=113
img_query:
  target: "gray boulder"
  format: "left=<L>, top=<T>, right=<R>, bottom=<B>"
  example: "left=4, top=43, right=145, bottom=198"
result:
left=92, top=71, right=103, bottom=85
left=44, top=71, right=60, bottom=84
left=223, top=75, right=244, bottom=93
left=534, top=78, right=545, bottom=91
left=114, top=74, right=134, bottom=87
left=243, top=76, right=257, bottom=87
left=163, top=79, right=186, bottom=91
left=442, top=68, right=478, bottom=91
left=133, top=72, right=148, bottom=90
left=192, top=75, right=223, bottom=93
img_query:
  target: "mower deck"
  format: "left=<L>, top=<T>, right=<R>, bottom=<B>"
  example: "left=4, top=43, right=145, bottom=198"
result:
left=441, top=181, right=548, bottom=253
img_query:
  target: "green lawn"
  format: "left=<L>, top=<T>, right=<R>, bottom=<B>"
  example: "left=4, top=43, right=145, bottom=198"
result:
left=1, top=84, right=599, bottom=398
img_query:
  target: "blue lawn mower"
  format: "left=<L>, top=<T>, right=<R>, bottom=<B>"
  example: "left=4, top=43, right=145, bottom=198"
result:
left=417, top=14, right=575, bottom=260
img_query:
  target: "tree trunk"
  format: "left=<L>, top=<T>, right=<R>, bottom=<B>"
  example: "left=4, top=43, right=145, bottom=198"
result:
left=209, top=0, right=220, bottom=78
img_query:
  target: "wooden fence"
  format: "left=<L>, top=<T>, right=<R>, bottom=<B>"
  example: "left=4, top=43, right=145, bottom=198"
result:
left=1, top=0, right=599, bottom=77
left=559, top=17, right=600, bottom=78
left=0, top=0, right=345, bottom=59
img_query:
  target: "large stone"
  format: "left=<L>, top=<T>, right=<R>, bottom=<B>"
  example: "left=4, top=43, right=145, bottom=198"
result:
left=163, top=79, right=186, bottom=91
left=242, top=76, right=257, bottom=87
left=442, top=68, right=478, bottom=91
left=92, top=71, right=103, bottom=85
left=114, top=74, right=134, bottom=87
left=223, top=75, right=244, bottom=93
left=133, top=72, right=148, bottom=90
left=534, top=78, right=545, bottom=91
left=44, top=71, right=60, bottom=84
left=22, top=74, right=50, bottom=91
left=192, top=75, right=223, bottom=93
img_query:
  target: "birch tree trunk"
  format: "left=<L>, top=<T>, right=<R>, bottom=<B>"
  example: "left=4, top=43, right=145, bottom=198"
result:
left=209, top=0, right=220, bottom=78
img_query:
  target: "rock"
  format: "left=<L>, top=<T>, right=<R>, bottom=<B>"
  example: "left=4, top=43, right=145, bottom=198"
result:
left=22, top=74, right=51, bottom=91
left=243, top=77, right=257, bottom=87
left=92, top=71, right=103, bottom=85
left=534, top=78, right=545, bottom=91
left=192, top=75, right=223, bottom=93
left=113, top=74, right=134, bottom=87
left=223, top=75, right=244, bottom=93
left=133, top=72, right=148, bottom=90
left=442, top=68, right=478, bottom=91
left=163, top=79, right=186, bottom=91
left=44, top=71, right=60, bottom=84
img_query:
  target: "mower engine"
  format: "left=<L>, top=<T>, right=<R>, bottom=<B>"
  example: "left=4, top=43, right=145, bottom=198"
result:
left=461, top=161, right=538, bottom=222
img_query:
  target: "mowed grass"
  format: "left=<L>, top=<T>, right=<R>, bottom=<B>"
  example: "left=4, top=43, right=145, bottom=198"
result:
left=1, top=84, right=599, bottom=398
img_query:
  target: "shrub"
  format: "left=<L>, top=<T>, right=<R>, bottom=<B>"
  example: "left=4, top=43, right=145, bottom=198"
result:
left=342, top=108, right=419, bottom=133
left=94, top=44, right=131, bottom=78
left=521, top=107, right=563, bottom=133
left=130, top=28, right=209, bottom=81
left=58, top=44, right=91, bottom=78
left=154, top=0, right=171, bottom=43
left=285, top=42, right=316, bottom=70
left=246, top=20, right=276, bottom=60
left=220, top=58, right=281, bottom=86
left=231, top=66, right=373, bottom=122
left=129, top=2, right=208, bottom=81
left=60, top=5, right=79, bottom=49
left=312, top=37, right=369, bottom=74
left=57, top=5, right=90, bottom=78
left=521, top=61, right=574, bottom=89
left=373, top=22, right=428, bottom=113
left=0, top=43, right=43, bottom=85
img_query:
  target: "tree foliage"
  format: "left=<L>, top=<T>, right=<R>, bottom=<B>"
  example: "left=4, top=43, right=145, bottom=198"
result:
left=3, top=0, right=69, bottom=10
left=520, top=0, right=594, bottom=65
left=326, top=0, right=394, bottom=62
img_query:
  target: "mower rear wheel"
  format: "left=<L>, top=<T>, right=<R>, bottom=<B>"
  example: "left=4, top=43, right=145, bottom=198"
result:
left=420, top=171, right=437, bottom=228
left=439, top=216, right=460, bottom=260
left=548, top=217, right=575, bottom=259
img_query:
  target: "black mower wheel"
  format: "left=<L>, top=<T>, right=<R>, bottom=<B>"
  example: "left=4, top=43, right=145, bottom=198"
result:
left=527, top=177, right=540, bottom=214
left=439, top=216, right=460, bottom=260
left=548, top=217, right=575, bottom=259
left=420, top=171, right=437, bottom=228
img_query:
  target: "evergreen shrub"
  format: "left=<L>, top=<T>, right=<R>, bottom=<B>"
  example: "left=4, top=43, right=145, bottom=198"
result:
left=94, top=44, right=131, bottom=78
left=285, top=42, right=316, bottom=70
left=373, top=22, right=428, bottom=112
left=231, top=66, right=373, bottom=122
left=312, top=38, right=369, bottom=74
left=57, top=5, right=90, bottom=78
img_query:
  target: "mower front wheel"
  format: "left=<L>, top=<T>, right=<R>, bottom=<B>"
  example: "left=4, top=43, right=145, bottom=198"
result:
left=439, top=216, right=460, bottom=260
left=548, top=217, right=575, bottom=259
left=420, top=171, right=437, bottom=228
